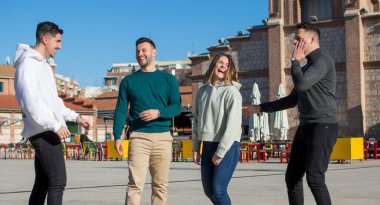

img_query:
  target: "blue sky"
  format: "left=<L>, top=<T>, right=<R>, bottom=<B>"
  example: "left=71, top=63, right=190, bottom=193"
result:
left=0, top=0, right=268, bottom=86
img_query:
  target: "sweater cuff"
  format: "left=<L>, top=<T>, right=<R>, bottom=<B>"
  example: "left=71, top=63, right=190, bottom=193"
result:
left=291, top=60, right=301, bottom=68
left=70, top=113, right=80, bottom=122
left=192, top=140, right=200, bottom=152
left=214, top=149, right=226, bottom=158
left=259, top=104, right=266, bottom=113
left=114, top=134, right=121, bottom=140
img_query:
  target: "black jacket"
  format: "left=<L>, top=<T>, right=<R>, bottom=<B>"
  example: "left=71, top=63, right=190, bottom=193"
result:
left=260, top=48, right=337, bottom=124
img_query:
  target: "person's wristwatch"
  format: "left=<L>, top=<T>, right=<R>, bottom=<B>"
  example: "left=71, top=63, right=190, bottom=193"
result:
left=291, top=58, right=300, bottom=62
left=157, top=110, right=160, bottom=118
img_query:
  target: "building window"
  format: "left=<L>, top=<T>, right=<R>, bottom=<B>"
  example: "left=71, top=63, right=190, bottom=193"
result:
left=372, top=0, right=380, bottom=12
left=301, top=0, right=343, bottom=22
left=0, top=82, right=3, bottom=93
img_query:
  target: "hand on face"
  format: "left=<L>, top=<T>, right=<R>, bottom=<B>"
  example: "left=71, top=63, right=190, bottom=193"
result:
left=292, top=28, right=311, bottom=61
left=292, top=40, right=307, bottom=61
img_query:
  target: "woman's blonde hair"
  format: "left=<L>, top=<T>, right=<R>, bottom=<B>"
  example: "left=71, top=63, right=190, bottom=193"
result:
left=204, top=53, right=238, bottom=84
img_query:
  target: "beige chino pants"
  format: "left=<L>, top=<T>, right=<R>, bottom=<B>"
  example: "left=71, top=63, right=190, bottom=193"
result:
left=125, top=132, right=172, bottom=205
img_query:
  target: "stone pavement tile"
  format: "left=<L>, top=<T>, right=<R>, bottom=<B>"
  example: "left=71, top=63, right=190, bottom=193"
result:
left=1, top=159, right=380, bottom=204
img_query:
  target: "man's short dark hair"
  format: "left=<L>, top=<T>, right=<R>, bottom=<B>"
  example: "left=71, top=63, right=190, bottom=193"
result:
left=297, top=22, right=320, bottom=39
left=36, top=22, right=63, bottom=43
left=136, top=37, right=156, bottom=49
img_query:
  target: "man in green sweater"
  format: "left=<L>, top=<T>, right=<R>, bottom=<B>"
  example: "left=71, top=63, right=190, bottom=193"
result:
left=113, top=37, right=181, bottom=205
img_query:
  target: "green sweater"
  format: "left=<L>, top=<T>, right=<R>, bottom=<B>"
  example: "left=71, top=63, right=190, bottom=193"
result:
left=113, top=69, right=181, bottom=140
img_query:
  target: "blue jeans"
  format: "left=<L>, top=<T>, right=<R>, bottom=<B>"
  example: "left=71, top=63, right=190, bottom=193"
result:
left=201, top=141, right=240, bottom=205
left=29, top=131, right=67, bottom=205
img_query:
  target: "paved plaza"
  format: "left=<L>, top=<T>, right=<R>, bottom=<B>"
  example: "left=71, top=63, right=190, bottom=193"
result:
left=1, top=159, right=380, bottom=205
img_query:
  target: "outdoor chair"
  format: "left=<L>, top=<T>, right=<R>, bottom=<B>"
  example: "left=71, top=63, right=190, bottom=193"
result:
left=257, top=145, right=267, bottom=162
left=364, top=138, right=378, bottom=160
left=0, top=144, right=7, bottom=159
left=96, top=142, right=107, bottom=161
left=172, top=141, right=183, bottom=162
left=240, top=143, right=250, bottom=163
left=279, top=144, right=291, bottom=163
left=65, top=142, right=80, bottom=160
left=262, top=143, right=273, bottom=160
left=14, top=142, right=33, bottom=159
left=6, top=143, right=15, bottom=159
left=82, top=142, right=97, bottom=160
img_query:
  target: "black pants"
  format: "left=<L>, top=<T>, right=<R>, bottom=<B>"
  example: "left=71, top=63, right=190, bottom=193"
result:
left=28, top=131, right=66, bottom=205
left=285, top=123, right=338, bottom=205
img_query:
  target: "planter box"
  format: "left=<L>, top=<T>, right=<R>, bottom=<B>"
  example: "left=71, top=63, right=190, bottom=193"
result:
left=330, top=137, right=363, bottom=161
left=107, top=140, right=129, bottom=159
left=182, top=140, right=203, bottom=161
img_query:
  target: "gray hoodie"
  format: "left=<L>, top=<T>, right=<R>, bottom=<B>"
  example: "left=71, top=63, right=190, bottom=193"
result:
left=192, top=81, right=242, bottom=158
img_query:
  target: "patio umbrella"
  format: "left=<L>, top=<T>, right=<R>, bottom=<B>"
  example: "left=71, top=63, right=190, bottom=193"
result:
left=249, top=83, right=270, bottom=142
left=273, top=83, right=289, bottom=140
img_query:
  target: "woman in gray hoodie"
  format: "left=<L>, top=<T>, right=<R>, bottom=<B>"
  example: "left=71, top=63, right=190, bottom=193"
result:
left=192, top=53, right=242, bottom=205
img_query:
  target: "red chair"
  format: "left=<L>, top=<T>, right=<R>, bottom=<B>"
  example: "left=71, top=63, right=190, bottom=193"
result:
left=364, top=139, right=378, bottom=160
left=96, top=142, right=107, bottom=161
left=257, top=144, right=267, bottom=162
left=280, top=143, right=291, bottom=163
left=248, top=143, right=266, bottom=162
left=0, top=144, right=7, bottom=159
left=12, top=142, right=34, bottom=159
left=240, top=143, right=250, bottom=163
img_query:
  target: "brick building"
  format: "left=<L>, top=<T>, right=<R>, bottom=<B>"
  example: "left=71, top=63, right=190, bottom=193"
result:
left=0, top=63, right=98, bottom=143
left=0, top=65, right=15, bottom=96
left=189, top=0, right=380, bottom=140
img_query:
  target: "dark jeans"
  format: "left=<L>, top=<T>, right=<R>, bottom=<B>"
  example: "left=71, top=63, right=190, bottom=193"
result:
left=201, top=141, right=240, bottom=205
left=28, top=131, right=66, bottom=205
left=285, top=123, right=338, bottom=205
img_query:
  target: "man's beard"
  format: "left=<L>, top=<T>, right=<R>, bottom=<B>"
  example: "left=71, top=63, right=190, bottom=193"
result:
left=139, top=57, right=152, bottom=68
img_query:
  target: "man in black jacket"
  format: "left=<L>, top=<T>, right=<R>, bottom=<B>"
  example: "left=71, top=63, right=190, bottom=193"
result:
left=243, top=22, right=338, bottom=205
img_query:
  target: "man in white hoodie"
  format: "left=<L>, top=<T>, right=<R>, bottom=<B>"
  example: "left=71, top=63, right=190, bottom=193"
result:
left=14, top=22, right=89, bottom=205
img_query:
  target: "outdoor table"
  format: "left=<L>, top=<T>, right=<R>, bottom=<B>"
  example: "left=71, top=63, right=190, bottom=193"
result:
left=65, top=142, right=81, bottom=160
left=247, top=142, right=266, bottom=162
left=269, top=141, right=291, bottom=163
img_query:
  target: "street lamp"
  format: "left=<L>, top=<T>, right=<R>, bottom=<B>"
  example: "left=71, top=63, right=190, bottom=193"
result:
left=103, top=116, right=112, bottom=142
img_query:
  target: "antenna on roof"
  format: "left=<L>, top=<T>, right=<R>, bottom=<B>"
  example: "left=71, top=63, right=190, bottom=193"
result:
left=218, top=38, right=226, bottom=45
left=5, top=56, right=10, bottom=65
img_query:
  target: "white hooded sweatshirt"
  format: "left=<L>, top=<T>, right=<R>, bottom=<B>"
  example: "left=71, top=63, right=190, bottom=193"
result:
left=14, top=44, right=78, bottom=138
